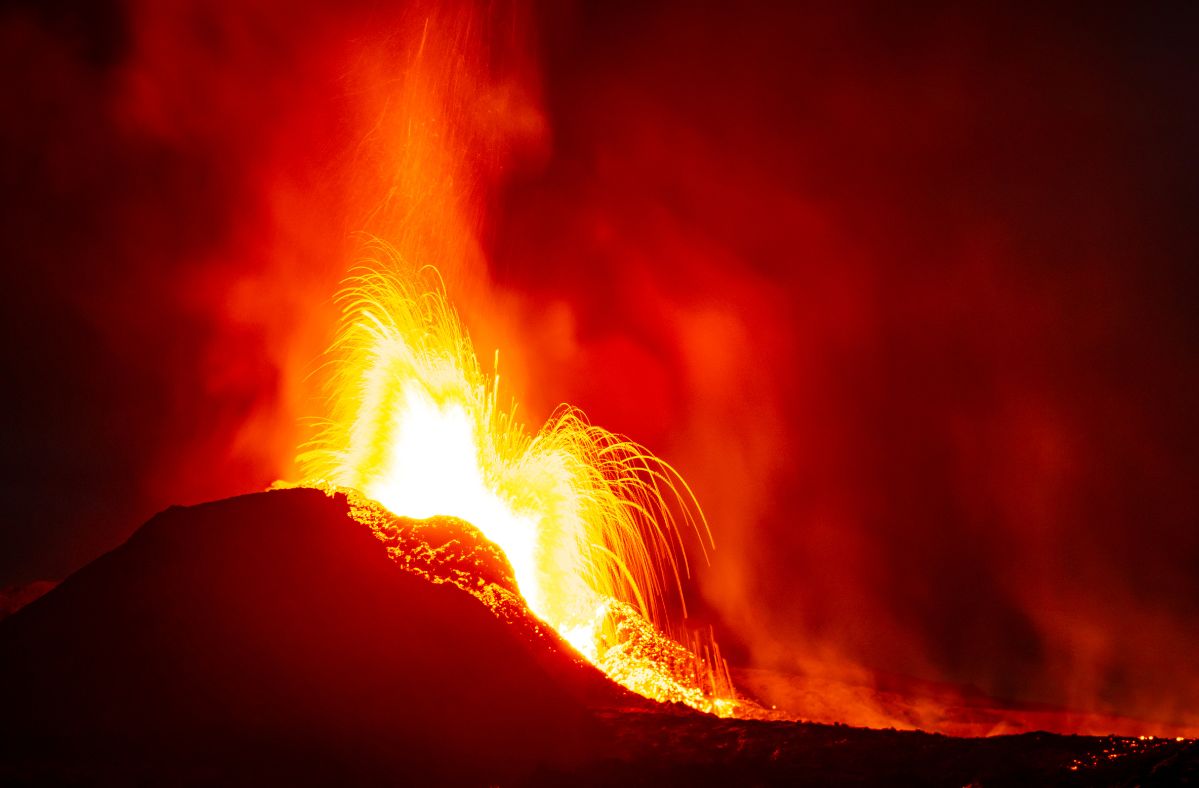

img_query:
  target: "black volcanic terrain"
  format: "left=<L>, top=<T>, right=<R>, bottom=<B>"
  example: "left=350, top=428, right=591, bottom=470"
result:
left=1, top=489, right=1194, bottom=785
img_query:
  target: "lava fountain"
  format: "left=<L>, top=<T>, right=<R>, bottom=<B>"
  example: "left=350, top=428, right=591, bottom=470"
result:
left=298, top=244, right=739, bottom=714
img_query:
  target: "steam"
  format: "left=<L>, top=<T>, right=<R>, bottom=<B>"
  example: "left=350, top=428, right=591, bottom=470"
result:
left=4, top=0, right=1197, bottom=734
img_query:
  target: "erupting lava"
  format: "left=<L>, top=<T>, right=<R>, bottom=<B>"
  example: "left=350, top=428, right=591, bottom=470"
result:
left=298, top=246, right=739, bottom=714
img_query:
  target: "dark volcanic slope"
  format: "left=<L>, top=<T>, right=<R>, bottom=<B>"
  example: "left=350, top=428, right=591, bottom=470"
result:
left=0, top=489, right=609, bottom=784
left=1, top=489, right=1195, bottom=786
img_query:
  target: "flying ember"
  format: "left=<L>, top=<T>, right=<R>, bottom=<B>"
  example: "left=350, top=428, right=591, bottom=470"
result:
left=298, top=246, right=740, bottom=714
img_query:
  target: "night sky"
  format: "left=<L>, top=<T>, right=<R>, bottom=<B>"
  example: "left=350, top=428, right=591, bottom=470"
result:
left=2, top=1, right=1197, bottom=727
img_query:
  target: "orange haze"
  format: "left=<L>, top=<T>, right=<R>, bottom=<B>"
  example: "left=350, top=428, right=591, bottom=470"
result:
left=3, top=1, right=1198, bottom=736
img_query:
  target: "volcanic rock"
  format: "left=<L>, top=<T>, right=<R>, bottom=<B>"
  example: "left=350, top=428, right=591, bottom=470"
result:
left=0, top=488, right=616, bottom=784
left=1, top=488, right=1195, bottom=786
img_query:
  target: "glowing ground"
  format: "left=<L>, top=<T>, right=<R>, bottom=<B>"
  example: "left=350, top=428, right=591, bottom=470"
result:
left=1, top=488, right=1193, bottom=785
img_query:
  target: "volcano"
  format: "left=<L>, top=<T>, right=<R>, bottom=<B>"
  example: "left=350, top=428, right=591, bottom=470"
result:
left=1, top=489, right=1194, bottom=785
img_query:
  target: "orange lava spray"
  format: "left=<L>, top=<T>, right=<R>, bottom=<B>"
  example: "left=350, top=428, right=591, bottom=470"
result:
left=298, top=244, right=741, bottom=713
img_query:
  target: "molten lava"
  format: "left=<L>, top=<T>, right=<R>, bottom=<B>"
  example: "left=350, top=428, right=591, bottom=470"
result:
left=298, top=246, right=739, bottom=714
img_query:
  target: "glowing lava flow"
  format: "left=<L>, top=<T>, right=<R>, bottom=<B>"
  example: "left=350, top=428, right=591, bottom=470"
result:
left=299, top=252, right=740, bottom=713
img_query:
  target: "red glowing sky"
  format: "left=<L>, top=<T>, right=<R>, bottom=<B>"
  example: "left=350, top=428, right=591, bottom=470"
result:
left=2, top=0, right=1197, bottom=730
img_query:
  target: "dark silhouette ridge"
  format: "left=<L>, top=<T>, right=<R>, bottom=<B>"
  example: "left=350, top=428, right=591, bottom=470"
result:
left=0, top=488, right=613, bottom=784
left=1, top=488, right=1195, bottom=786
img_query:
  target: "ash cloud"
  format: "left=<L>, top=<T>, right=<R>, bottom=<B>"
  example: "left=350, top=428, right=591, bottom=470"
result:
left=0, top=0, right=537, bottom=583
left=486, top=3, right=1199, bottom=727
left=2, top=0, right=1198, bottom=731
